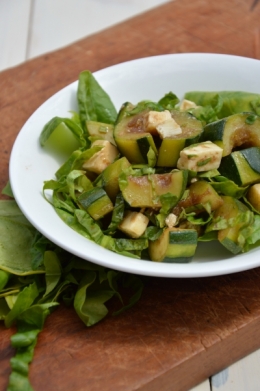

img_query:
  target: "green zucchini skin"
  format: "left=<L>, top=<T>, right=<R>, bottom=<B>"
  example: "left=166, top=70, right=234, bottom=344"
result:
left=78, top=188, right=113, bottom=220
left=149, top=228, right=198, bottom=263
left=114, top=106, right=203, bottom=166
left=120, top=170, right=188, bottom=208
left=241, top=148, right=260, bottom=173
left=136, top=137, right=153, bottom=163
left=165, top=229, right=198, bottom=263
left=201, top=112, right=260, bottom=156
left=218, top=147, right=260, bottom=186
left=114, top=103, right=157, bottom=164
left=99, top=157, right=130, bottom=202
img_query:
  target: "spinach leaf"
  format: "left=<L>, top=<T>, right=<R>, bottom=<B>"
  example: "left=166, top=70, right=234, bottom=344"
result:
left=77, top=70, right=117, bottom=130
left=0, top=201, right=45, bottom=275
left=184, top=91, right=260, bottom=120
left=0, top=270, right=10, bottom=290
left=158, top=92, right=179, bottom=110
left=8, top=302, right=58, bottom=391
left=105, top=193, right=125, bottom=235
left=30, top=231, right=57, bottom=270
left=43, top=251, right=62, bottom=297
left=74, top=271, right=114, bottom=326
left=210, top=176, right=248, bottom=198
left=5, top=283, right=39, bottom=328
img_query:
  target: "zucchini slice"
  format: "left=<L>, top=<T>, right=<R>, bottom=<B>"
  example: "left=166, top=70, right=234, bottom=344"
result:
left=86, top=120, right=115, bottom=145
left=176, top=180, right=224, bottom=214
left=78, top=188, right=113, bottom=220
left=201, top=112, right=260, bottom=156
left=98, top=157, right=130, bottom=202
left=247, top=183, right=260, bottom=212
left=114, top=103, right=157, bottom=164
left=149, top=227, right=198, bottom=263
left=120, top=170, right=188, bottom=208
left=218, top=147, right=260, bottom=186
left=157, top=110, right=203, bottom=167
left=210, top=196, right=253, bottom=254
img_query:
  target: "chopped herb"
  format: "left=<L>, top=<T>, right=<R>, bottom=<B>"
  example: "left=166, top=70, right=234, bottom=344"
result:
left=197, top=157, right=211, bottom=167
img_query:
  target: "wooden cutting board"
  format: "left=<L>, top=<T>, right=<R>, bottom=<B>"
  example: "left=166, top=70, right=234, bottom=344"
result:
left=1, top=0, right=260, bottom=390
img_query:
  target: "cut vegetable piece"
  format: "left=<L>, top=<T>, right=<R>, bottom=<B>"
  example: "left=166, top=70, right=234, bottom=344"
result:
left=114, top=103, right=158, bottom=164
left=201, top=112, right=260, bottom=156
left=156, top=118, right=182, bottom=138
left=176, top=180, right=224, bottom=214
left=82, top=140, right=119, bottom=175
left=149, top=227, right=198, bottom=263
left=179, top=99, right=198, bottom=111
left=78, top=188, right=113, bottom=220
left=211, top=196, right=253, bottom=254
left=86, top=120, right=115, bottom=145
left=120, top=170, right=188, bottom=208
left=105, top=193, right=125, bottom=235
left=177, top=141, right=223, bottom=172
left=115, top=237, right=148, bottom=252
left=145, top=110, right=173, bottom=134
left=100, top=157, right=131, bottom=201
left=157, top=110, right=203, bottom=167
left=41, top=120, right=82, bottom=156
left=218, top=147, right=260, bottom=186
left=165, top=213, right=178, bottom=228
left=118, top=211, right=149, bottom=238
left=246, top=183, right=260, bottom=212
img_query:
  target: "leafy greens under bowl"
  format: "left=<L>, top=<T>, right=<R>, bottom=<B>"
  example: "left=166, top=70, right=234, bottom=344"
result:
left=9, top=53, right=260, bottom=278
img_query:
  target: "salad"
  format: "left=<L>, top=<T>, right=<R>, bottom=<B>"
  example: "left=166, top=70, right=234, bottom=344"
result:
left=3, top=69, right=260, bottom=391
left=40, top=70, right=260, bottom=264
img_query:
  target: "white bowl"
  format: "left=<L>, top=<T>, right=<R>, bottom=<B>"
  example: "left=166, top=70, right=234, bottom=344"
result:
left=9, top=53, right=260, bottom=278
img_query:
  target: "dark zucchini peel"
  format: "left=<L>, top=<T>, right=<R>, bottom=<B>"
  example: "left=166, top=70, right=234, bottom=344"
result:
left=219, top=147, right=260, bottom=186
left=202, top=112, right=260, bottom=156
left=149, top=228, right=198, bottom=263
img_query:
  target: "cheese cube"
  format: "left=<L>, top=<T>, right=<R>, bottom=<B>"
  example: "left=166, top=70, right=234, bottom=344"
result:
left=82, top=140, right=119, bottom=174
left=145, top=110, right=182, bottom=138
left=177, top=141, right=223, bottom=172
left=145, top=110, right=172, bottom=133
left=165, top=213, right=178, bottom=228
left=118, top=211, right=149, bottom=238
left=179, top=99, right=198, bottom=111
left=156, top=118, right=182, bottom=138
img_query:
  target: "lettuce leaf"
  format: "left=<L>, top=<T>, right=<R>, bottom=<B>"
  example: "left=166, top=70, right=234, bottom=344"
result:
left=184, top=91, right=260, bottom=119
left=77, top=70, right=117, bottom=129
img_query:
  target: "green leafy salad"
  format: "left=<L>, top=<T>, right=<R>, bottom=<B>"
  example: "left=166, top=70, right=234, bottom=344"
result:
left=41, top=70, right=260, bottom=263
left=2, top=70, right=260, bottom=390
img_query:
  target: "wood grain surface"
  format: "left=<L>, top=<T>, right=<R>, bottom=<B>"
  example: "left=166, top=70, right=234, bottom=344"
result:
left=1, top=0, right=260, bottom=390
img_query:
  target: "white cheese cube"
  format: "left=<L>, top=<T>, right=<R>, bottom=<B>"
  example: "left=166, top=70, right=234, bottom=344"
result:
left=156, top=118, right=182, bottom=138
left=165, top=213, right=178, bottom=228
left=145, top=110, right=172, bottom=133
left=118, top=211, right=149, bottom=238
left=145, top=110, right=182, bottom=138
left=177, top=141, right=223, bottom=172
left=179, top=99, right=198, bottom=111
left=82, top=140, right=119, bottom=174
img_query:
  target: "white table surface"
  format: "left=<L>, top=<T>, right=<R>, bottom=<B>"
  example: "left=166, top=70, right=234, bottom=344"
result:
left=1, top=1, right=259, bottom=390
